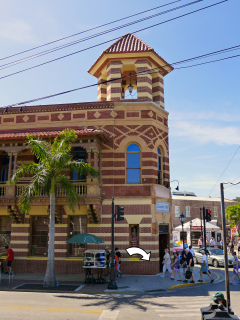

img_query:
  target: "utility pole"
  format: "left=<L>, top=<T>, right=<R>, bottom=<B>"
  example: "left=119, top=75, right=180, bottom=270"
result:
left=203, top=207, right=207, bottom=254
left=220, top=183, right=231, bottom=314
left=108, top=197, right=118, bottom=290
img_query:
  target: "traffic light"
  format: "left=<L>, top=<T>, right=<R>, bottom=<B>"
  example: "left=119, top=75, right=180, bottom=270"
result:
left=117, top=205, right=124, bottom=221
left=205, top=209, right=211, bottom=222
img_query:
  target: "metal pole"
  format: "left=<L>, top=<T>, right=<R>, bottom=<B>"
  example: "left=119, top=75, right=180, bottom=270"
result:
left=203, top=207, right=207, bottom=254
left=220, top=183, right=231, bottom=314
left=182, top=222, right=184, bottom=246
left=108, top=197, right=118, bottom=289
left=190, top=221, right=192, bottom=247
left=200, top=208, right=203, bottom=239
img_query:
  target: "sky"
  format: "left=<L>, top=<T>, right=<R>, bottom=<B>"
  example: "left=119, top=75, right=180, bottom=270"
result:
left=0, top=0, right=239, bottom=200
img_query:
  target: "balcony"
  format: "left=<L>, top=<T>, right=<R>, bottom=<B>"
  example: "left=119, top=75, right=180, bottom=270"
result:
left=0, top=180, right=101, bottom=199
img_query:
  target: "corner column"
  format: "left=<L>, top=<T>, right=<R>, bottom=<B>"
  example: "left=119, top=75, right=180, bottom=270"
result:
left=135, top=59, right=153, bottom=102
left=106, top=61, right=123, bottom=101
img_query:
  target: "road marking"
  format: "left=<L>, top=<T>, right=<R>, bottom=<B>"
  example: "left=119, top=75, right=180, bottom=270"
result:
left=98, top=310, right=119, bottom=320
left=75, top=284, right=85, bottom=291
left=0, top=305, right=102, bottom=314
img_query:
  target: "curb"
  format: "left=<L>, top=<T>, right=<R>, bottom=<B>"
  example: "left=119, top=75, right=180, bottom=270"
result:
left=168, top=270, right=221, bottom=290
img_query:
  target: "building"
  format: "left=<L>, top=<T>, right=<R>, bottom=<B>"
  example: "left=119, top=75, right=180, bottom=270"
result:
left=0, top=34, right=174, bottom=275
left=172, top=192, right=237, bottom=246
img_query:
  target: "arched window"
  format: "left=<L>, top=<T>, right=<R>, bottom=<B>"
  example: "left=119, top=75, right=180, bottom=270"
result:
left=126, top=144, right=140, bottom=183
left=157, top=147, right=163, bottom=185
left=72, top=147, right=86, bottom=182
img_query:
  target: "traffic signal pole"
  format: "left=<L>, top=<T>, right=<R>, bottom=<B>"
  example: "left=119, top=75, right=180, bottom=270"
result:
left=203, top=207, right=207, bottom=254
left=108, top=197, right=118, bottom=290
left=220, top=183, right=231, bottom=314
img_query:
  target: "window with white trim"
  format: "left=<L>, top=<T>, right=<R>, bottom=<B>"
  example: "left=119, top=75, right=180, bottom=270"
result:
left=175, top=206, right=180, bottom=217
left=186, top=206, right=190, bottom=217
left=214, top=207, right=218, bottom=217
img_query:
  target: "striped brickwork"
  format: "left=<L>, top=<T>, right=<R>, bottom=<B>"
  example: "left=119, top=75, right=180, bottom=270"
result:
left=106, top=61, right=123, bottom=101
left=135, top=59, right=152, bottom=102
left=152, top=71, right=164, bottom=108
left=97, top=73, right=107, bottom=102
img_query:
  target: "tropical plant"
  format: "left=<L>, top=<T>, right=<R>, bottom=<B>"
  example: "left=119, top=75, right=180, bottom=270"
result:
left=226, top=202, right=240, bottom=230
left=10, top=129, right=98, bottom=288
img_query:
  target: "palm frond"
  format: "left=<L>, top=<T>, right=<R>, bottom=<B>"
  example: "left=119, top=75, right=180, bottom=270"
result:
left=51, top=129, right=77, bottom=156
left=68, top=161, right=99, bottom=178
left=10, top=162, right=39, bottom=184
left=56, top=174, right=80, bottom=213
left=27, top=136, right=50, bottom=162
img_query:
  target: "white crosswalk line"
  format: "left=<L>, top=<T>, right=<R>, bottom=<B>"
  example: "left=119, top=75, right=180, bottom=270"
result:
left=98, top=310, right=119, bottom=320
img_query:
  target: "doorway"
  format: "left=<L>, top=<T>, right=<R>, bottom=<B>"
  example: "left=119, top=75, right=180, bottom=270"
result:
left=159, top=234, right=168, bottom=272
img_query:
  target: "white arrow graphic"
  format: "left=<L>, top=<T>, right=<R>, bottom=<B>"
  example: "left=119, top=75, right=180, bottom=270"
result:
left=125, top=247, right=151, bottom=261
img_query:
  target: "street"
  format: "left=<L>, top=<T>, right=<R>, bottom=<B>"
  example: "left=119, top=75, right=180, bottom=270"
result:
left=0, top=278, right=239, bottom=320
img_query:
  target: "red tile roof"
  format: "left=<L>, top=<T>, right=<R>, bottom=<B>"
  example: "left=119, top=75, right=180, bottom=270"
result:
left=0, top=128, right=109, bottom=141
left=104, top=33, right=153, bottom=53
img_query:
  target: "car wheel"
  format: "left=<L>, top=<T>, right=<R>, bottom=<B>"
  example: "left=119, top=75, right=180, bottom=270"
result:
left=194, top=257, right=198, bottom=264
left=213, top=259, right=219, bottom=268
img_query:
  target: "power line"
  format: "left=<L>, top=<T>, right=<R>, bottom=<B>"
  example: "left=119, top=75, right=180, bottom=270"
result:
left=208, top=145, right=240, bottom=196
left=0, top=0, right=203, bottom=71
left=0, top=0, right=227, bottom=81
left=2, top=44, right=240, bottom=109
left=0, top=0, right=181, bottom=62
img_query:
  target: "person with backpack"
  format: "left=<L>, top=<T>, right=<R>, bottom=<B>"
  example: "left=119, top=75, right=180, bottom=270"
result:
left=181, top=244, right=187, bottom=276
left=182, top=247, right=194, bottom=283
left=170, top=251, right=181, bottom=281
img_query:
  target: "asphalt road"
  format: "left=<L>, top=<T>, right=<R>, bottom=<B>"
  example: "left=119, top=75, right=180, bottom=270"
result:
left=0, top=271, right=239, bottom=320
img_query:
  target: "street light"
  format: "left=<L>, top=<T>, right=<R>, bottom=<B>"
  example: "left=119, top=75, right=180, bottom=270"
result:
left=170, top=180, right=179, bottom=190
left=179, top=213, right=185, bottom=247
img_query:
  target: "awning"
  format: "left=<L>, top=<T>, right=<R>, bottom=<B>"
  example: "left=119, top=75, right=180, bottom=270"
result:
left=174, top=218, right=220, bottom=232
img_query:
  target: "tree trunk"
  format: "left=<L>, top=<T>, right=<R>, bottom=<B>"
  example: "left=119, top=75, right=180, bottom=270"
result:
left=43, top=185, right=56, bottom=287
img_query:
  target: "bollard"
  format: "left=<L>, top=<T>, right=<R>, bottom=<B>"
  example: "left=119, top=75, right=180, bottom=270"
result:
left=203, top=309, right=239, bottom=320
left=201, top=303, right=219, bottom=320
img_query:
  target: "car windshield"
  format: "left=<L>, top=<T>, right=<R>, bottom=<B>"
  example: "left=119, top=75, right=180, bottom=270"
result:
left=208, top=249, right=224, bottom=255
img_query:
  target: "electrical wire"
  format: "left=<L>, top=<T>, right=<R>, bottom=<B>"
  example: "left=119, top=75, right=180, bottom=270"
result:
left=208, top=146, right=240, bottom=196
left=0, top=0, right=193, bottom=70
left=2, top=44, right=240, bottom=109
left=0, top=0, right=227, bottom=81
left=0, top=0, right=181, bottom=62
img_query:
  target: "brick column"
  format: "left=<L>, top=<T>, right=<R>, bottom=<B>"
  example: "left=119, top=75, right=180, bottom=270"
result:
left=97, top=73, right=107, bottom=101
left=135, top=60, right=152, bottom=102
left=106, top=60, right=122, bottom=101
left=7, top=153, right=13, bottom=181
left=152, top=71, right=164, bottom=108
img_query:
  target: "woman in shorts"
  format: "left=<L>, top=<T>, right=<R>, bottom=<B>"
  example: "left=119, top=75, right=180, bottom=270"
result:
left=171, top=251, right=181, bottom=281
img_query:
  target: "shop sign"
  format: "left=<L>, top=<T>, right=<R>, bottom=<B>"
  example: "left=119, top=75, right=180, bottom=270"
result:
left=159, top=224, right=169, bottom=234
left=191, top=226, right=202, bottom=231
left=156, top=201, right=169, bottom=212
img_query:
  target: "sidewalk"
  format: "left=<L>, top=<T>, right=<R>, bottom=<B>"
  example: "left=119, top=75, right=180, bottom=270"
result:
left=0, top=266, right=221, bottom=294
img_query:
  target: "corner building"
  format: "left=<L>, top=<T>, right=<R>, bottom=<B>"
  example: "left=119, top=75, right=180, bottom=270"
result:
left=0, top=34, right=173, bottom=275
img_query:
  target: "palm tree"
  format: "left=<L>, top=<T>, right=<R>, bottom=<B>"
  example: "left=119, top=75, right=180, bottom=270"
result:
left=11, top=129, right=98, bottom=288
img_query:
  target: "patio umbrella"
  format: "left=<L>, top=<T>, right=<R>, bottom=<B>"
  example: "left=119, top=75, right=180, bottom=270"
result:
left=66, top=233, right=104, bottom=244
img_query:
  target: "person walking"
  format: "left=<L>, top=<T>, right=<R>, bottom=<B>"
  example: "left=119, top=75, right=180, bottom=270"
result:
left=189, top=245, right=195, bottom=257
left=115, top=247, right=123, bottom=277
left=230, top=252, right=240, bottom=284
left=198, top=249, right=214, bottom=283
left=105, top=246, right=110, bottom=275
left=181, top=245, right=187, bottom=276
left=160, top=248, right=172, bottom=278
left=183, top=247, right=194, bottom=283
left=5, top=245, right=14, bottom=274
left=198, top=236, right=203, bottom=248
left=170, top=251, right=181, bottom=281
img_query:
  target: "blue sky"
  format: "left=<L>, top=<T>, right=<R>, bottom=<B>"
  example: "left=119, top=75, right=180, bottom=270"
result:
left=0, top=0, right=239, bottom=199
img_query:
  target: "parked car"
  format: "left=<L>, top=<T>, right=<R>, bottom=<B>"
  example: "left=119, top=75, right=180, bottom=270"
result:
left=194, top=248, right=235, bottom=268
left=173, top=242, right=183, bottom=253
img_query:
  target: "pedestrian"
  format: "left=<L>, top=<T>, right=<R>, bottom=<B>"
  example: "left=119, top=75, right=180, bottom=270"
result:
left=228, top=241, right=234, bottom=254
left=114, top=252, right=119, bottom=281
left=5, top=245, right=14, bottom=274
left=230, top=252, right=240, bottom=284
left=198, top=249, right=214, bottom=283
left=220, top=239, right=223, bottom=250
left=210, top=292, right=227, bottom=308
left=198, top=236, right=203, bottom=248
left=115, top=247, right=122, bottom=277
left=210, top=237, right=216, bottom=247
left=160, top=248, right=172, bottom=278
left=183, top=247, right=194, bottom=283
left=189, top=245, right=195, bottom=257
left=181, top=244, right=187, bottom=276
left=170, top=251, right=181, bottom=281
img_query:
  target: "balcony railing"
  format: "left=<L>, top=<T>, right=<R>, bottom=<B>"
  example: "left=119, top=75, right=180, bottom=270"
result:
left=0, top=183, right=6, bottom=197
left=15, top=181, right=87, bottom=197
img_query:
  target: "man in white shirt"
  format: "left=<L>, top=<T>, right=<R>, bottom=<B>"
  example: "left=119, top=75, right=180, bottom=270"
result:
left=189, top=245, right=195, bottom=257
left=198, top=250, right=214, bottom=283
left=210, top=237, right=216, bottom=247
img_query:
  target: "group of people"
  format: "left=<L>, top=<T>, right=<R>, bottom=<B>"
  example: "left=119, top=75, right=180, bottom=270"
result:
left=105, top=246, right=123, bottom=280
left=198, top=236, right=220, bottom=248
left=161, top=244, right=214, bottom=284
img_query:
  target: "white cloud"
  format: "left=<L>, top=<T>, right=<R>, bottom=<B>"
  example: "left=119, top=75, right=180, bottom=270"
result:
left=170, top=120, right=240, bottom=145
left=0, top=19, right=35, bottom=43
left=170, top=111, right=240, bottom=123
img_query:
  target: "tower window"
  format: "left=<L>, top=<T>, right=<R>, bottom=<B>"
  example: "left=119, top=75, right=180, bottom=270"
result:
left=157, top=147, right=163, bottom=185
left=126, top=144, right=141, bottom=183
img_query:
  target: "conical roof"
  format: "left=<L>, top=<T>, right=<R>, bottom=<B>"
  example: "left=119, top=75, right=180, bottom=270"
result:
left=88, top=33, right=173, bottom=77
left=104, top=33, right=153, bottom=53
